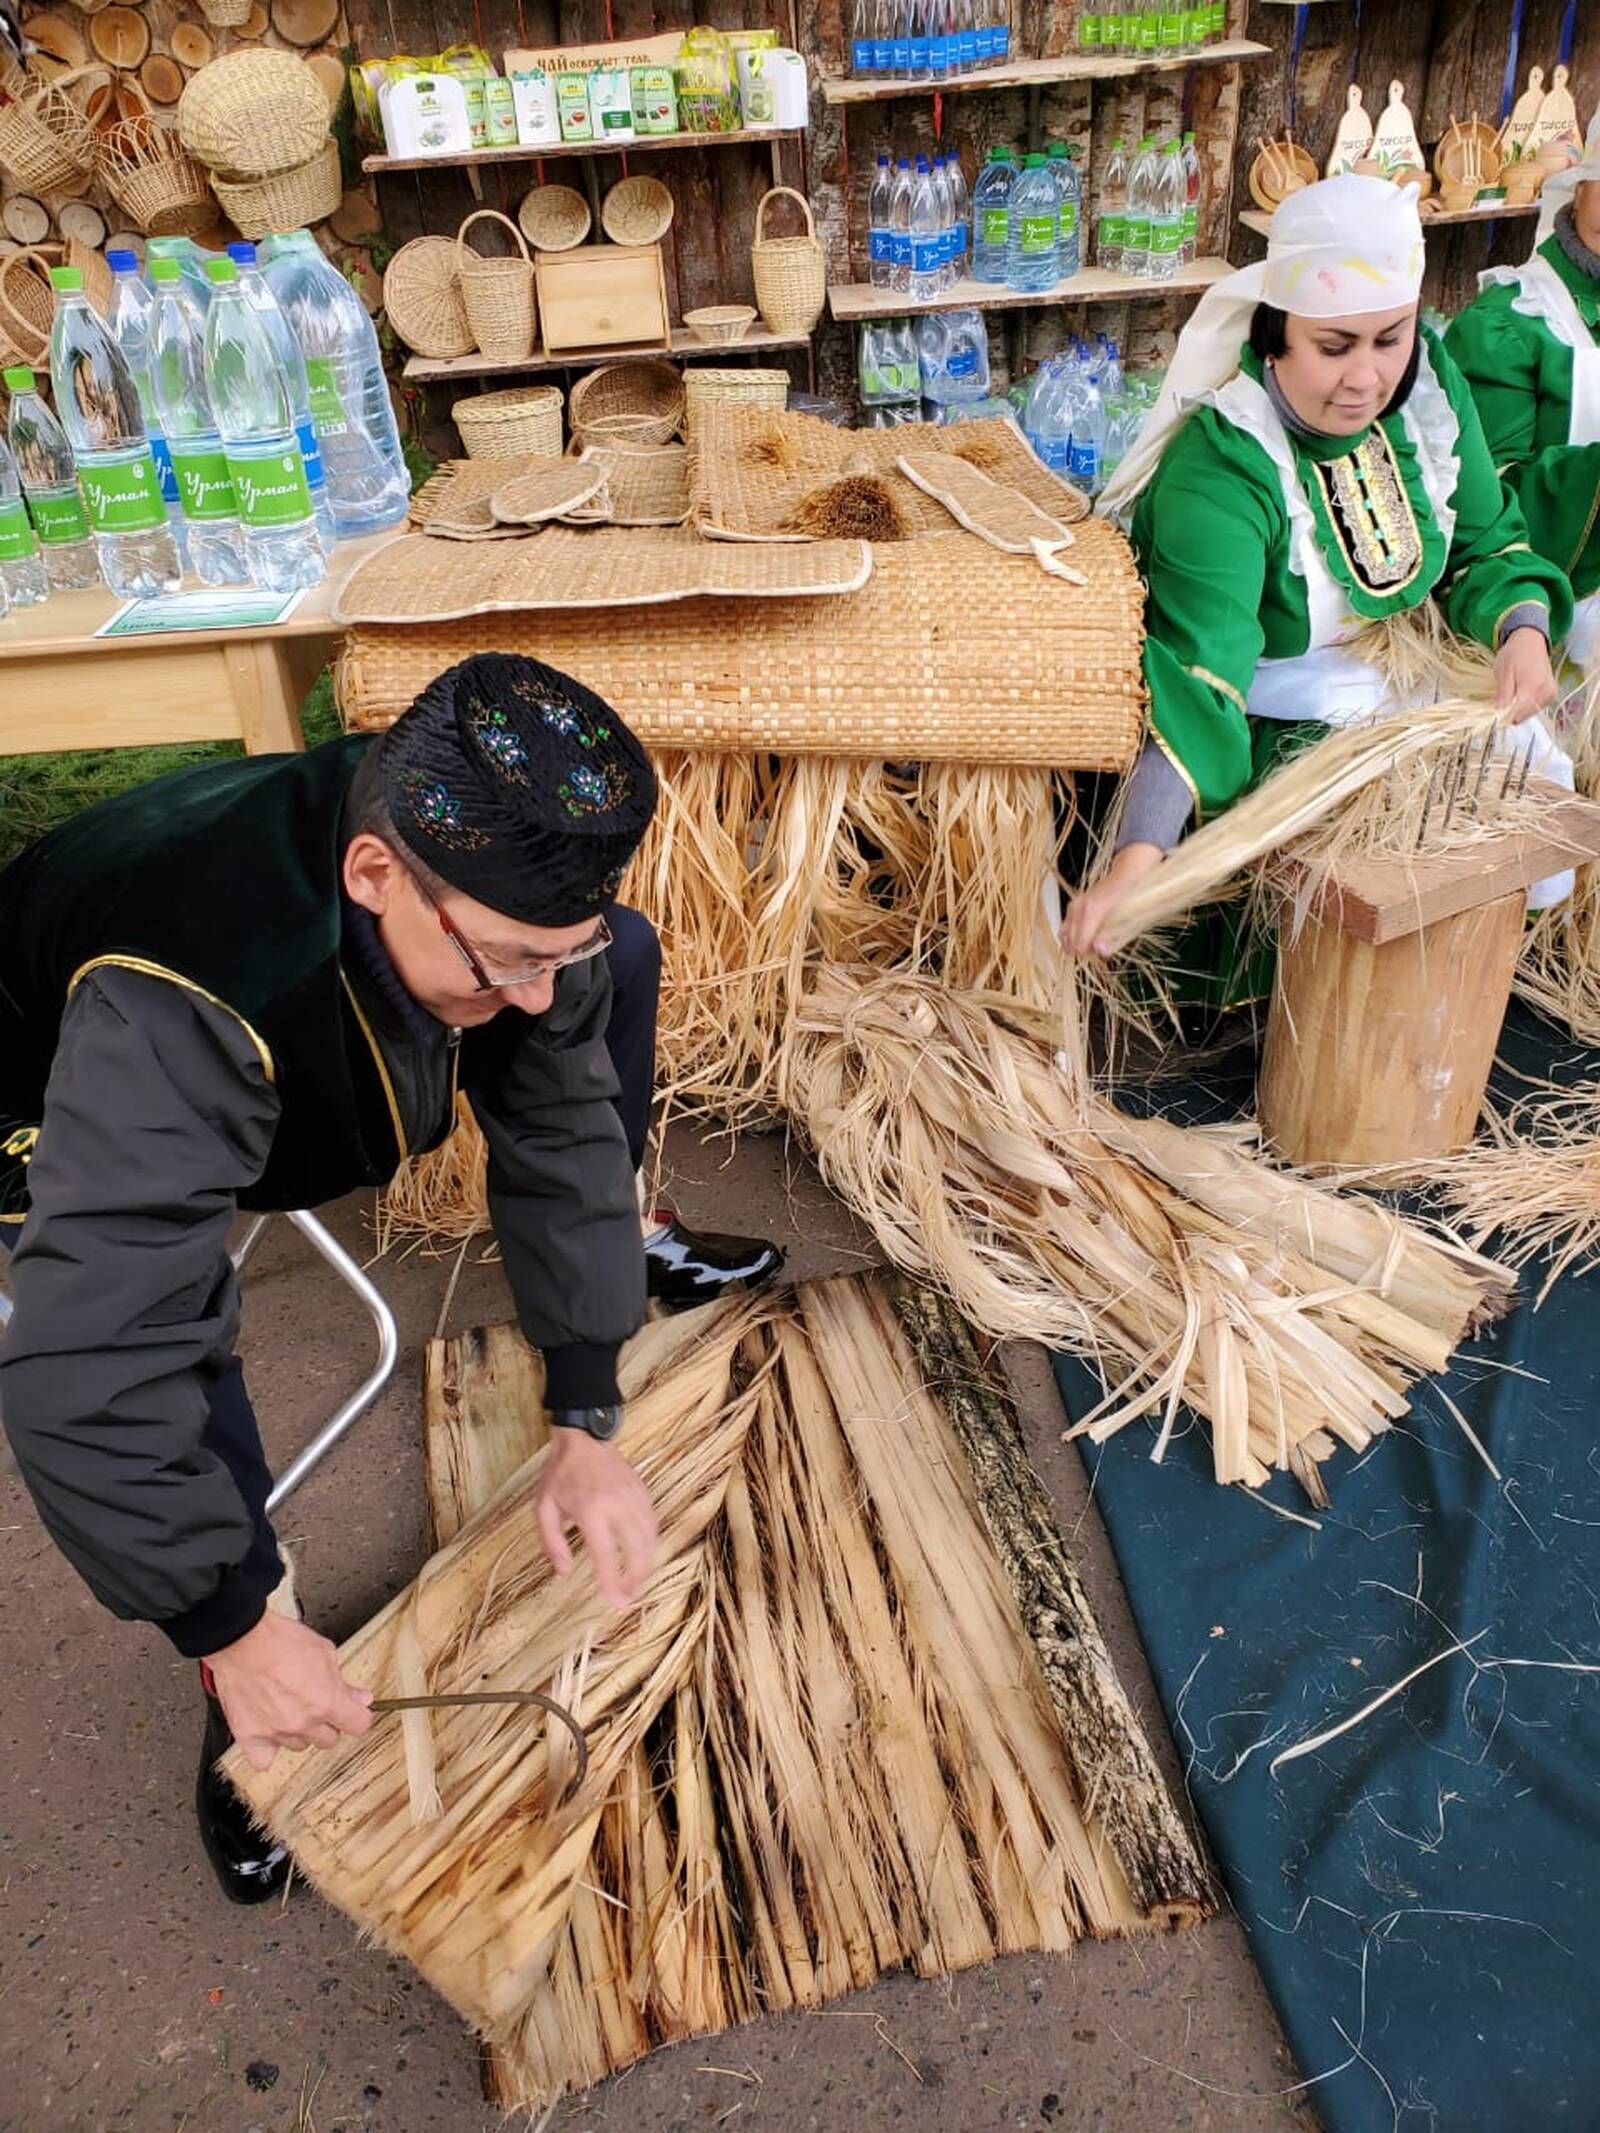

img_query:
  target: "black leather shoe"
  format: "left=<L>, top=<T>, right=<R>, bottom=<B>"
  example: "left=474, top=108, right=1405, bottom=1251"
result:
left=644, top=1212, right=785, bottom=1308
left=196, top=1690, right=293, bottom=1905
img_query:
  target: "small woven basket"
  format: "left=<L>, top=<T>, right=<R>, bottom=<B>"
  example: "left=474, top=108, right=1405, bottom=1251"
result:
left=683, top=304, right=756, bottom=346
left=600, top=174, right=673, bottom=247
left=0, top=63, right=105, bottom=192
left=210, top=137, right=339, bottom=239
left=67, top=235, right=114, bottom=313
left=750, top=184, right=825, bottom=336
left=383, top=234, right=473, bottom=360
left=456, top=206, right=535, bottom=363
left=516, top=183, right=590, bottom=255
left=569, top=357, right=685, bottom=447
left=98, top=114, right=215, bottom=237
left=451, top=384, right=564, bottom=461
left=0, top=247, right=55, bottom=363
left=178, top=48, right=329, bottom=176
left=683, top=365, right=789, bottom=433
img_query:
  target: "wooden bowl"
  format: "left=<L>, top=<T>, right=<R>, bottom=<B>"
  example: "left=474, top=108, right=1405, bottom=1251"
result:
left=1436, top=120, right=1502, bottom=190
left=1248, top=141, right=1318, bottom=212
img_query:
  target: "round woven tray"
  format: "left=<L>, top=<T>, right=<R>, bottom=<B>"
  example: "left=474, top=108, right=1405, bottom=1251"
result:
left=451, top=384, right=564, bottom=461
left=569, top=357, right=685, bottom=447
left=600, top=173, right=673, bottom=246
left=210, top=137, right=339, bottom=239
left=384, top=234, right=474, bottom=360
left=516, top=183, right=590, bottom=254
left=683, top=304, right=757, bottom=346
left=178, top=47, right=329, bottom=175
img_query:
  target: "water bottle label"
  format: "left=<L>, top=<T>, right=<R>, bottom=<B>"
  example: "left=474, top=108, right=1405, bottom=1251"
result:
left=1183, top=203, right=1199, bottom=240
left=171, top=444, right=238, bottom=524
left=993, top=22, right=1010, bottom=57
left=893, top=231, right=913, bottom=267
left=929, top=33, right=950, bottom=71
left=1068, top=439, right=1100, bottom=485
left=1138, top=12, right=1159, bottom=47
left=892, top=32, right=911, bottom=68
left=1183, top=4, right=1206, bottom=39
left=0, top=496, right=38, bottom=562
left=946, top=346, right=978, bottom=378
left=912, top=234, right=943, bottom=273
left=976, top=22, right=995, bottom=57
left=852, top=36, right=874, bottom=69
left=228, top=446, right=314, bottom=531
left=1098, top=210, right=1127, bottom=249
left=1019, top=213, right=1055, bottom=255
left=1077, top=10, right=1101, bottom=46
left=873, top=36, right=893, bottom=67
left=1059, top=201, right=1079, bottom=236
left=956, top=27, right=977, bottom=66
left=1159, top=9, right=1182, bottom=42
left=909, top=33, right=929, bottom=67
left=1124, top=214, right=1151, bottom=249
left=296, top=419, right=327, bottom=495
left=983, top=206, right=1009, bottom=245
left=1151, top=217, right=1182, bottom=255
left=870, top=227, right=892, bottom=264
left=149, top=434, right=181, bottom=510
left=79, top=453, right=166, bottom=536
left=28, top=489, right=89, bottom=546
left=1209, top=0, right=1224, bottom=30
left=1036, top=437, right=1072, bottom=472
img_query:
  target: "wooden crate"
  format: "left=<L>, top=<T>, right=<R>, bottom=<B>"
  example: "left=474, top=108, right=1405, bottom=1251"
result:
left=535, top=242, right=671, bottom=355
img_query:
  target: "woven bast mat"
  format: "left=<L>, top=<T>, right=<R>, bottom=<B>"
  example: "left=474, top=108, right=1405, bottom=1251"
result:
left=332, top=526, right=873, bottom=625
left=229, top=1275, right=1208, bottom=2117
left=336, top=525, right=1144, bottom=767
left=412, top=446, right=690, bottom=533
left=490, top=458, right=610, bottom=526
left=690, top=404, right=1090, bottom=543
left=898, top=448, right=1085, bottom=580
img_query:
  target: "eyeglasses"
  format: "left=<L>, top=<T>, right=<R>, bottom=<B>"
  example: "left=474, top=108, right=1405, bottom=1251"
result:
left=402, top=858, right=612, bottom=993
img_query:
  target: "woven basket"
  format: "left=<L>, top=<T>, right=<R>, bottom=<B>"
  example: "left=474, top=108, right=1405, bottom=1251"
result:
left=67, top=235, right=113, bottom=314
left=516, top=183, right=590, bottom=255
left=569, top=357, right=684, bottom=447
left=456, top=206, right=535, bottom=364
left=0, top=247, right=54, bottom=362
left=684, top=365, right=788, bottom=434
left=683, top=304, right=756, bottom=346
left=383, top=234, right=473, bottom=360
left=211, top=137, right=339, bottom=239
left=98, top=115, right=215, bottom=237
left=750, top=185, right=825, bottom=337
left=198, top=0, right=251, bottom=23
left=600, top=174, right=673, bottom=247
left=451, top=384, right=564, bottom=461
left=0, top=63, right=105, bottom=192
left=178, top=48, right=329, bottom=176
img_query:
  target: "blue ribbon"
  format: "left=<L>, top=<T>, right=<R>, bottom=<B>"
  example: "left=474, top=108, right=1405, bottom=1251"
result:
left=1287, top=2, right=1308, bottom=136
left=1559, top=0, right=1577, bottom=64
left=1499, top=0, right=1525, bottom=122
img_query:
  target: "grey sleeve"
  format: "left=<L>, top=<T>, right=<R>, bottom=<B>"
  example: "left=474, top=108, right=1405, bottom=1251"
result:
left=462, top=957, right=644, bottom=1407
left=1113, top=735, right=1196, bottom=854
left=1496, top=600, right=1551, bottom=646
left=0, top=966, right=281, bottom=1631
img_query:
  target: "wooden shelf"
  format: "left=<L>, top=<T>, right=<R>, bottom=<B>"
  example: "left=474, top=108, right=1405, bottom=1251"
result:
left=364, top=125, right=802, bottom=175
left=820, top=36, right=1270, bottom=106
left=828, top=253, right=1230, bottom=322
left=403, top=323, right=812, bottom=381
left=1240, top=198, right=1538, bottom=237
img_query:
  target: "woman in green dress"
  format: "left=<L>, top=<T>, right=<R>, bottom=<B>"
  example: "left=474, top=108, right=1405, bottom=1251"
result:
left=1445, top=114, right=1600, bottom=678
left=1063, top=174, right=1573, bottom=962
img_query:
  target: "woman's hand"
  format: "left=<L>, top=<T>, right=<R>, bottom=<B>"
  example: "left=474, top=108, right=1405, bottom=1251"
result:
left=535, top=1428, right=658, bottom=1610
left=1060, top=841, right=1165, bottom=958
left=1495, top=626, right=1558, bottom=725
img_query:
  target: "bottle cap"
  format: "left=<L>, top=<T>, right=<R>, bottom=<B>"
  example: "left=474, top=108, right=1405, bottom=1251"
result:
left=205, top=257, right=240, bottom=284
left=2, top=365, right=34, bottom=392
left=48, top=266, right=84, bottom=293
left=149, top=258, right=182, bottom=284
left=1047, top=140, right=1067, bottom=156
left=105, top=248, right=139, bottom=273
left=226, top=241, right=257, bottom=266
left=1024, top=151, right=1045, bottom=166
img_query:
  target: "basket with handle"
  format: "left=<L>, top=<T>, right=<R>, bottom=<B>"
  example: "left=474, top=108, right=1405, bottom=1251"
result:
left=451, top=385, right=564, bottom=460
left=98, top=114, right=215, bottom=237
left=0, top=63, right=107, bottom=193
left=210, top=137, right=340, bottom=238
left=750, top=185, right=825, bottom=336
left=0, top=246, right=56, bottom=363
left=568, top=357, right=684, bottom=447
left=455, top=206, right=536, bottom=364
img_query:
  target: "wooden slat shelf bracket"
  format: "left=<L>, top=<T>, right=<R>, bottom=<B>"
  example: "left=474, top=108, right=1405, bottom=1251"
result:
left=828, top=254, right=1231, bottom=322
left=819, top=36, right=1271, bottom=105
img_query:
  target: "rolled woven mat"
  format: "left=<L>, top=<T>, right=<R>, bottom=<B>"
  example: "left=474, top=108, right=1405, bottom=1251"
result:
left=335, top=526, right=1144, bottom=769
left=331, top=527, right=872, bottom=626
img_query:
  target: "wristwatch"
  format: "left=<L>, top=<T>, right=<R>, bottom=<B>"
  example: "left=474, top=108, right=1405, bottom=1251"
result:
left=548, top=1403, right=625, bottom=1443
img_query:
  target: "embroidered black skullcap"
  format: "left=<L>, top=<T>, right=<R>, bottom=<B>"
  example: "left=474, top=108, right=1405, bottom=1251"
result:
left=375, top=654, right=657, bottom=926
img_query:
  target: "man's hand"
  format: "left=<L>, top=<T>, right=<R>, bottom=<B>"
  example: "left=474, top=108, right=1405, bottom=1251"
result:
left=207, top=1612, right=374, bottom=1772
left=1060, top=841, right=1166, bottom=958
left=1495, top=625, right=1558, bottom=725
left=535, top=1429, right=658, bottom=1610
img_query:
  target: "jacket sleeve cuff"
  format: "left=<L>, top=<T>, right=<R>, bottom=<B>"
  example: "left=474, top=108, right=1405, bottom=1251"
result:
left=156, top=1546, right=283, bottom=1660
left=543, top=1340, right=623, bottom=1409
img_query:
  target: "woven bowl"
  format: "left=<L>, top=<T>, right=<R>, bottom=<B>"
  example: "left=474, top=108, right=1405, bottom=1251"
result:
left=600, top=173, right=674, bottom=247
left=210, top=137, right=339, bottom=239
left=683, top=304, right=756, bottom=346
left=383, top=234, right=474, bottom=360
left=569, top=357, right=685, bottom=447
left=178, top=47, right=329, bottom=176
left=452, top=384, right=565, bottom=461
left=516, top=182, right=591, bottom=254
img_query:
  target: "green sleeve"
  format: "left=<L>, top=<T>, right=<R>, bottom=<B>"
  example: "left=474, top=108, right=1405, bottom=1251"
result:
left=1131, top=415, right=1281, bottom=819
left=1428, top=328, right=1576, bottom=648
left=1445, top=291, right=1600, bottom=601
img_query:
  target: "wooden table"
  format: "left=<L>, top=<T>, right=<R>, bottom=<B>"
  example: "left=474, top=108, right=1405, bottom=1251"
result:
left=0, top=534, right=394, bottom=758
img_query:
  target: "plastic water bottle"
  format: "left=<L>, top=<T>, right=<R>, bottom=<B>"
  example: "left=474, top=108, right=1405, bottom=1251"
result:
left=146, top=236, right=216, bottom=322
left=1148, top=140, right=1184, bottom=284
left=945, top=147, right=970, bottom=283
left=1097, top=137, right=1129, bottom=271
left=933, top=152, right=956, bottom=288
left=1157, top=0, right=1183, bottom=54
left=148, top=258, right=248, bottom=587
left=1122, top=137, right=1158, bottom=279
left=868, top=153, right=895, bottom=288
left=909, top=155, right=943, bottom=302
left=918, top=307, right=988, bottom=402
left=4, top=365, right=99, bottom=590
left=929, top=0, right=952, bottom=82
left=1024, top=360, right=1072, bottom=472
left=890, top=0, right=911, bottom=76
left=1006, top=152, right=1059, bottom=294
left=851, top=0, right=877, bottom=73
left=1180, top=130, right=1201, bottom=265
left=953, top=0, right=978, bottom=73
left=889, top=156, right=914, bottom=294
left=261, top=231, right=409, bottom=539
left=906, top=0, right=932, bottom=79
left=105, top=248, right=188, bottom=566
left=988, top=0, right=1011, bottom=63
left=226, top=242, right=336, bottom=555
left=1048, top=141, right=1081, bottom=280
left=202, top=257, right=326, bottom=594
left=871, top=0, right=895, bottom=74
left=0, top=431, right=48, bottom=605
left=48, top=265, right=181, bottom=596
left=970, top=146, right=1014, bottom=282
left=1064, top=345, right=1105, bottom=492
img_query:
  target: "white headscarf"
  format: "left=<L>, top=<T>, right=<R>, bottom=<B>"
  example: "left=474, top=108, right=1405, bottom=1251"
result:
left=1098, top=174, right=1426, bottom=524
left=1535, top=101, right=1600, bottom=242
